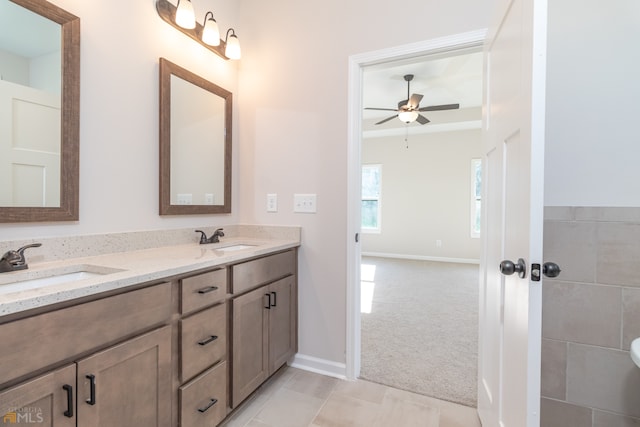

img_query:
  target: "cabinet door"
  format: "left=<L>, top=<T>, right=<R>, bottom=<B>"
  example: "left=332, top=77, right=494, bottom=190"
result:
left=231, top=286, right=269, bottom=407
left=77, top=326, right=172, bottom=427
left=268, top=276, right=296, bottom=374
left=0, top=365, right=76, bottom=426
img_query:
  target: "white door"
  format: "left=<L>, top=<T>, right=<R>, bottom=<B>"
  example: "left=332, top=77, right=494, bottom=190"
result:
left=477, top=0, right=547, bottom=425
left=0, top=80, right=61, bottom=207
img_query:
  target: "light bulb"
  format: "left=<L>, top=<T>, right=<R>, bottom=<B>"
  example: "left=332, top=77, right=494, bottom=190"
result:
left=398, top=110, right=419, bottom=123
left=202, top=12, right=220, bottom=46
left=225, top=29, right=241, bottom=60
left=175, top=0, right=196, bottom=29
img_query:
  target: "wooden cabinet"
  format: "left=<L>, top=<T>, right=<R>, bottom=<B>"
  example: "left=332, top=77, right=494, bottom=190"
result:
left=178, top=270, right=229, bottom=426
left=0, top=284, right=172, bottom=427
left=76, top=326, right=171, bottom=427
left=1, top=326, right=171, bottom=427
left=231, top=250, right=297, bottom=407
left=179, top=362, right=227, bottom=427
left=0, top=365, right=76, bottom=426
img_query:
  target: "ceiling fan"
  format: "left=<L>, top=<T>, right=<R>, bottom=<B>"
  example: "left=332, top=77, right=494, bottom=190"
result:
left=365, top=74, right=460, bottom=125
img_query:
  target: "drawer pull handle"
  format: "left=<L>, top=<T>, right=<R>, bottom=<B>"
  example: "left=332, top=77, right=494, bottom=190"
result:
left=197, top=286, right=218, bottom=294
left=197, top=398, right=218, bottom=413
left=198, top=335, right=219, bottom=346
left=63, top=384, right=73, bottom=417
left=271, top=291, right=277, bottom=307
left=86, top=374, right=96, bottom=405
left=265, top=293, right=271, bottom=309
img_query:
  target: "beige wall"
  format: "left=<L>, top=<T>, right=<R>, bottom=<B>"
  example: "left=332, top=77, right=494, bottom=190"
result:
left=236, top=0, right=490, bottom=366
left=361, top=129, right=481, bottom=261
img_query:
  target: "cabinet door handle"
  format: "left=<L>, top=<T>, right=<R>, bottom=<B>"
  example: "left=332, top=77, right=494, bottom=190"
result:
left=197, top=335, right=219, bottom=346
left=197, top=286, right=218, bottom=294
left=271, top=291, right=277, bottom=307
left=265, top=293, right=271, bottom=309
left=62, top=384, right=73, bottom=417
left=86, top=374, right=96, bottom=405
left=197, top=398, right=218, bottom=413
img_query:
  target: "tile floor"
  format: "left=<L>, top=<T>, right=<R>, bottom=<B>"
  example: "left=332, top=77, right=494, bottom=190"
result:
left=220, top=366, right=481, bottom=427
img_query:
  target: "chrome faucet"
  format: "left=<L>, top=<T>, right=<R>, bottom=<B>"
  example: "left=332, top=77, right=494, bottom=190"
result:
left=0, top=243, right=42, bottom=273
left=195, top=228, right=225, bottom=244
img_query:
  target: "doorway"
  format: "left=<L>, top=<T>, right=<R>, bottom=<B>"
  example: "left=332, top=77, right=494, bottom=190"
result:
left=345, top=30, right=487, bottom=398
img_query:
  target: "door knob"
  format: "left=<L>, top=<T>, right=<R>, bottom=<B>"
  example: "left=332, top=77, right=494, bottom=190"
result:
left=542, top=262, right=561, bottom=278
left=499, top=258, right=527, bottom=278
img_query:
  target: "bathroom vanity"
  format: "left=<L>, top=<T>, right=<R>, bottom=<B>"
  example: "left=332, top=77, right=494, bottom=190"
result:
left=0, top=235, right=298, bottom=427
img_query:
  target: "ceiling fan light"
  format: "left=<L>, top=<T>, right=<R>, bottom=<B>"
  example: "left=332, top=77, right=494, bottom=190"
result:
left=175, top=0, right=196, bottom=29
left=398, top=110, right=419, bottom=123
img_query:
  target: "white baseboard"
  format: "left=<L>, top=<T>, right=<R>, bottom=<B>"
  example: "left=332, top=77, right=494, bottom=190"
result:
left=362, top=251, right=480, bottom=265
left=289, top=353, right=348, bottom=380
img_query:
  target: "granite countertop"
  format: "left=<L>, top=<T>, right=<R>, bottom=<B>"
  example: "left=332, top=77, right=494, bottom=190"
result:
left=0, top=236, right=299, bottom=317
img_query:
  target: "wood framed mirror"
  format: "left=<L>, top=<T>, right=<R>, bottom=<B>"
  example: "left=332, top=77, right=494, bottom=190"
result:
left=159, top=58, right=232, bottom=215
left=0, top=0, right=80, bottom=222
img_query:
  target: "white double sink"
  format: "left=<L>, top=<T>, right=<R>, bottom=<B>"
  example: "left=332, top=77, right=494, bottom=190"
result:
left=0, top=243, right=258, bottom=294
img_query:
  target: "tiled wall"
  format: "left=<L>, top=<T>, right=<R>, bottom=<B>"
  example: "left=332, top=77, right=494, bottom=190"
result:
left=541, top=207, right=640, bottom=426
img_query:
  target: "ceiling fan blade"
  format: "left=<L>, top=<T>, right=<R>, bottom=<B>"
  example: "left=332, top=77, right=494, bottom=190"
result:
left=419, top=103, right=460, bottom=112
left=416, top=114, right=430, bottom=125
left=375, top=115, right=398, bottom=125
left=408, top=93, right=423, bottom=109
left=365, top=107, right=399, bottom=112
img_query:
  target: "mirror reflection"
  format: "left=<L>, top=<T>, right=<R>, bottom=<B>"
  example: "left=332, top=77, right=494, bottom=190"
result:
left=0, top=0, right=80, bottom=223
left=159, top=58, right=232, bottom=215
left=0, top=0, right=61, bottom=208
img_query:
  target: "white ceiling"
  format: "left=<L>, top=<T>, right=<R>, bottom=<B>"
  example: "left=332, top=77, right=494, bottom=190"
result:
left=362, top=48, right=483, bottom=136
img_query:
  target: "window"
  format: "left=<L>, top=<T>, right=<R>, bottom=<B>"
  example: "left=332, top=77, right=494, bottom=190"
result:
left=362, top=164, right=381, bottom=233
left=470, top=158, right=482, bottom=238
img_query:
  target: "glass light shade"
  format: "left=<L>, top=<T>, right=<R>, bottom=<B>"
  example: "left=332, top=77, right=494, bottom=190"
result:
left=175, top=0, right=196, bottom=29
left=202, top=14, right=220, bottom=46
left=225, top=32, right=241, bottom=60
left=398, top=110, right=419, bottom=123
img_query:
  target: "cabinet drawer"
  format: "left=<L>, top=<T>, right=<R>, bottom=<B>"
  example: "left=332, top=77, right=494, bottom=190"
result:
left=0, top=282, right=171, bottom=386
left=181, top=269, right=227, bottom=315
left=232, top=250, right=295, bottom=294
left=181, top=304, right=227, bottom=382
left=179, top=361, right=227, bottom=427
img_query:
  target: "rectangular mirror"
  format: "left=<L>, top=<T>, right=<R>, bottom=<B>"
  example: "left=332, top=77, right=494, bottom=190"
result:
left=0, top=0, right=79, bottom=222
left=159, top=58, right=232, bottom=215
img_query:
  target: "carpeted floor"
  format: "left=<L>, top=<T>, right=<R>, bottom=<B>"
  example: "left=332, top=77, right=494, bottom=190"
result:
left=360, top=256, right=479, bottom=407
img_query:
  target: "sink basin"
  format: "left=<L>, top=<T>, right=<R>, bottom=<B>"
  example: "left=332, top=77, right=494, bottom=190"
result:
left=0, top=265, right=123, bottom=293
left=215, top=244, right=256, bottom=252
left=632, top=338, right=640, bottom=369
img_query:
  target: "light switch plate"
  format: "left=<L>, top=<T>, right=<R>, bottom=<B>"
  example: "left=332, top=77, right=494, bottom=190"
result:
left=294, top=194, right=316, bottom=213
left=267, top=194, right=277, bottom=212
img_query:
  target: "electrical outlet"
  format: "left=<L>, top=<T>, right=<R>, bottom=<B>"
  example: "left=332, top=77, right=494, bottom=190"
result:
left=267, top=194, right=278, bottom=212
left=176, top=193, right=192, bottom=205
left=204, top=193, right=215, bottom=205
left=294, top=194, right=316, bottom=213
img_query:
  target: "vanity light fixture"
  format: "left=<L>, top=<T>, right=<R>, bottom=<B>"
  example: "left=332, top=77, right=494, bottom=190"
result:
left=224, top=29, right=241, bottom=60
left=155, top=0, right=241, bottom=60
